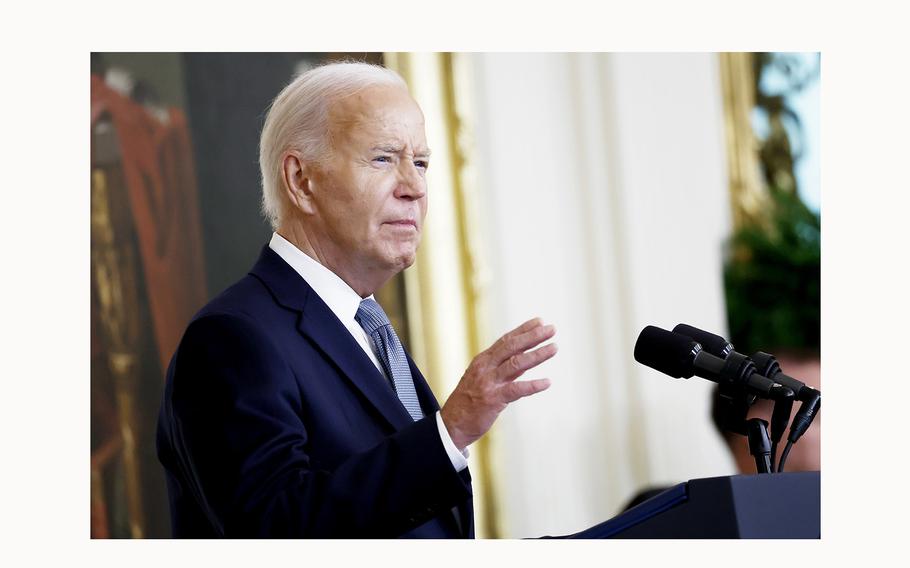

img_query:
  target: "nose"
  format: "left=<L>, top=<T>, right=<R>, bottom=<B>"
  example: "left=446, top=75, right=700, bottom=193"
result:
left=394, top=161, right=427, bottom=201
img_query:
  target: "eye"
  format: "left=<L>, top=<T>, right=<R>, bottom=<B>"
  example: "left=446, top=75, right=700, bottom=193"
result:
left=373, top=155, right=393, bottom=164
left=414, top=159, right=429, bottom=170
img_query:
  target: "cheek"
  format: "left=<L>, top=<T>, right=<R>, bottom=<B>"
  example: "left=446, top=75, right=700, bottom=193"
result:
left=341, top=175, right=380, bottom=219
left=418, top=194, right=428, bottom=219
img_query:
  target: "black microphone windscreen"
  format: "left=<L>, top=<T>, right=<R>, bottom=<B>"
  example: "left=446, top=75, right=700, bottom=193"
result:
left=673, top=323, right=734, bottom=358
left=634, top=326, right=700, bottom=378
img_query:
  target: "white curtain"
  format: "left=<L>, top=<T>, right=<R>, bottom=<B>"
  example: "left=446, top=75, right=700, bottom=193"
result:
left=465, top=53, right=738, bottom=538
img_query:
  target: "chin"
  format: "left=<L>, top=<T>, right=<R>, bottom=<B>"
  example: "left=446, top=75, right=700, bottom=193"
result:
left=394, top=250, right=417, bottom=270
left=382, top=239, right=420, bottom=271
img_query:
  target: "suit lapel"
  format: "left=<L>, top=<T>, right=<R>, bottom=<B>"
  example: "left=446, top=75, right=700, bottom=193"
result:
left=299, top=299, right=415, bottom=430
left=249, top=246, right=413, bottom=431
left=251, top=245, right=473, bottom=537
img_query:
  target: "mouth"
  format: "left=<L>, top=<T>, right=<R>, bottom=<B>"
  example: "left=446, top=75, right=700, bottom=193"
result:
left=383, top=220, right=418, bottom=230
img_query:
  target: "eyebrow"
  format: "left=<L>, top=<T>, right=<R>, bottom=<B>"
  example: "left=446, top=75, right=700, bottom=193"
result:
left=372, top=145, right=432, bottom=158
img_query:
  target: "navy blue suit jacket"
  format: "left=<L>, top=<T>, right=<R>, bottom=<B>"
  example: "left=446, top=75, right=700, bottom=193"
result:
left=156, top=245, right=474, bottom=538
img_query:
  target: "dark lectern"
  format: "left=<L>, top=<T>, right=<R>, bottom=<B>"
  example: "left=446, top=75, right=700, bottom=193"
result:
left=564, top=471, right=819, bottom=538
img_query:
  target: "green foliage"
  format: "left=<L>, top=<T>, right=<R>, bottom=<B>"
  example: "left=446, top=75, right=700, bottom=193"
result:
left=724, top=189, right=820, bottom=355
left=724, top=52, right=820, bottom=356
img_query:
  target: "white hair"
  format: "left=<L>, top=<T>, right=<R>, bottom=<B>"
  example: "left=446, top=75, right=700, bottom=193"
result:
left=258, top=61, right=408, bottom=230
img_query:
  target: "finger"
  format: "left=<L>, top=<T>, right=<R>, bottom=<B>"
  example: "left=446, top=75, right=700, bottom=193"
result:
left=491, top=318, right=543, bottom=353
left=497, top=342, right=558, bottom=382
left=511, top=317, right=544, bottom=335
left=491, top=323, right=556, bottom=365
left=500, top=378, right=552, bottom=403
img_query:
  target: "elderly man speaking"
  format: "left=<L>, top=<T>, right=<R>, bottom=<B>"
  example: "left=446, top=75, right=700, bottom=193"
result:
left=156, top=62, right=557, bottom=538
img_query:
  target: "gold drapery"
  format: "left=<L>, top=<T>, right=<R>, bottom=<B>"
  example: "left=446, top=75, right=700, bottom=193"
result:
left=719, top=52, right=769, bottom=230
left=383, top=52, right=501, bottom=538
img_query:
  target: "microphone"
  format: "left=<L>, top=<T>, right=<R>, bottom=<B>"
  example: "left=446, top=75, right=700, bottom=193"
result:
left=673, top=323, right=733, bottom=358
left=750, top=349, right=822, bottom=467
left=752, top=351, right=820, bottom=451
left=777, top=390, right=820, bottom=472
left=747, top=418, right=773, bottom=474
left=671, top=323, right=821, bottom=471
left=673, top=324, right=795, bottom=451
left=673, top=324, right=815, bottom=402
left=750, top=351, right=820, bottom=403
left=787, top=390, right=820, bottom=443
left=634, top=326, right=793, bottom=400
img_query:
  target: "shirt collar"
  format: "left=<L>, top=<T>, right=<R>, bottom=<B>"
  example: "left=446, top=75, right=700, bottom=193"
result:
left=268, top=232, right=371, bottom=325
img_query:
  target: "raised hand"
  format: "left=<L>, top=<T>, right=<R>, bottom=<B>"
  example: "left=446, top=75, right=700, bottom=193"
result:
left=440, top=317, right=557, bottom=450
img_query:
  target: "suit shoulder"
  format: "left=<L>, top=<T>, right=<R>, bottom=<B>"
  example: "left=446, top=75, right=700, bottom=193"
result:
left=172, top=282, right=291, bottom=380
left=191, top=274, right=285, bottom=329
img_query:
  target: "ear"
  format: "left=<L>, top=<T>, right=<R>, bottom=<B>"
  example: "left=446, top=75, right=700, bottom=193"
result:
left=281, top=151, right=317, bottom=215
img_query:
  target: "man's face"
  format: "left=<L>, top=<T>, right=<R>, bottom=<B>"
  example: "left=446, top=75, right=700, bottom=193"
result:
left=306, top=84, right=429, bottom=282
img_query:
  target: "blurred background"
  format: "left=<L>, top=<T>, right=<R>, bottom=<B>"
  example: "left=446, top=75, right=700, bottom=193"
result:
left=89, top=52, right=820, bottom=539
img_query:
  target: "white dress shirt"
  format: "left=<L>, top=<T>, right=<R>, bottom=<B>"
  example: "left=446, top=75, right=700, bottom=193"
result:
left=269, top=232, right=468, bottom=472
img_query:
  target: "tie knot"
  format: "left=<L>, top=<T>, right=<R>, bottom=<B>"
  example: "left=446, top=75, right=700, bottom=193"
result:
left=355, top=298, right=391, bottom=335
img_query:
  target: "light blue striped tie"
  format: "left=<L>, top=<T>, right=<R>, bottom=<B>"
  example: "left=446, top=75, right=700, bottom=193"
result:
left=355, top=299, right=424, bottom=421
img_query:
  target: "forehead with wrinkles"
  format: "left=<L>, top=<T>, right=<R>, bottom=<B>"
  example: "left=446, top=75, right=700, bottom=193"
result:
left=325, top=85, right=426, bottom=151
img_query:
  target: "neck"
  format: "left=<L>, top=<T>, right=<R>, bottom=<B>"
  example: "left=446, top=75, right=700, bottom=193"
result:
left=277, top=223, right=391, bottom=298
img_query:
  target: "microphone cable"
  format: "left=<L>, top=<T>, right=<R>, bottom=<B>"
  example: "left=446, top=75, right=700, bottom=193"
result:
left=778, top=440, right=795, bottom=473
left=778, top=390, right=820, bottom=472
